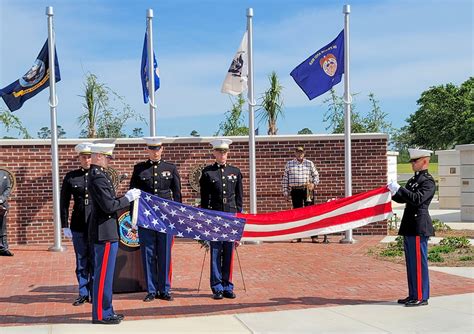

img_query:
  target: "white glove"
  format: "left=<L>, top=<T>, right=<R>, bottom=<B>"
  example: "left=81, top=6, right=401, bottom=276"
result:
left=387, top=181, right=400, bottom=195
left=62, top=227, right=72, bottom=239
left=125, top=188, right=141, bottom=202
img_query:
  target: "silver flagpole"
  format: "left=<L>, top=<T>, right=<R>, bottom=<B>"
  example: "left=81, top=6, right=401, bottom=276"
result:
left=340, top=4, right=354, bottom=244
left=147, top=8, right=156, bottom=136
left=46, top=6, right=64, bottom=252
left=247, top=8, right=257, bottom=215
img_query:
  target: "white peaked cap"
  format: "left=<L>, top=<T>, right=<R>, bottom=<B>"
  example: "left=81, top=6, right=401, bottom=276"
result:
left=408, top=148, right=433, bottom=160
left=210, top=138, right=233, bottom=150
left=90, top=143, right=115, bottom=156
left=143, top=136, right=165, bottom=146
left=74, top=142, right=93, bottom=154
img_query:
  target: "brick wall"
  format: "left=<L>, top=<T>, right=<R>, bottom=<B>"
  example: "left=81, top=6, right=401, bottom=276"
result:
left=0, top=134, right=388, bottom=245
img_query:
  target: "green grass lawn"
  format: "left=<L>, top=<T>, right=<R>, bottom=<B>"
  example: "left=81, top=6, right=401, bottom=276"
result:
left=398, top=162, right=438, bottom=175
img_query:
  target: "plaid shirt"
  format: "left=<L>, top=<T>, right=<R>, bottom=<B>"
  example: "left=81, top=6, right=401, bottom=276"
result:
left=282, top=158, right=320, bottom=196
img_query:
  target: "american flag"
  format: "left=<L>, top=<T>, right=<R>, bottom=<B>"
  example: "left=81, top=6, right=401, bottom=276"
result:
left=134, top=193, right=246, bottom=242
left=132, top=187, right=392, bottom=242
left=241, top=186, right=392, bottom=242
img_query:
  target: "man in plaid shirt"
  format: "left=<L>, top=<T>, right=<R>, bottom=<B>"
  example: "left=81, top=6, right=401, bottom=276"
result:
left=282, top=146, right=326, bottom=243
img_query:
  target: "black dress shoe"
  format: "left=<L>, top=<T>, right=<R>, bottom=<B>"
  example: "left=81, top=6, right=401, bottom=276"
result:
left=143, top=293, right=156, bottom=302
left=92, top=317, right=121, bottom=325
left=0, top=250, right=13, bottom=256
left=157, top=292, right=173, bottom=301
left=405, top=299, right=428, bottom=307
left=213, top=291, right=224, bottom=300
left=223, top=291, right=236, bottom=299
left=112, top=313, right=125, bottom=321
left=73, top=295, right=89, bottom=306
left=397, top=297, right=412, bottom=304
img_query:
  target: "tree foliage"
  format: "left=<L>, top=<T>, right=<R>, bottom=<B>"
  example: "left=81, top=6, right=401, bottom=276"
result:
left=298, top=127, right=313, bottom=134
left=258, top=71, right=284, bottom=135
left=129, top=128, right=144, bottom=138
left=78, top=73, right=145, bottom=138
left=364, top=93, right=393, bottom=134
left=396, top=77, right=473, bottom=151
left=323, top=89, right=389, bottom=134
left=37, top=125, right=66, bottom=139
left=216, top=94, right=249, bottom=136
left=190, top=130, right=200, bottom=137
left=0, top=109, right=31, bottom=138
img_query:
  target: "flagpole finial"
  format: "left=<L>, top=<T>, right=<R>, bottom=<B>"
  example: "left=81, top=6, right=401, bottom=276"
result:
left=46, top=6, right=53, bottom=16
left=246, top=8, right=253, bottom=17
left=147, top=8, right=154, bottom=18
left=343, top=4, right=350, bottom=14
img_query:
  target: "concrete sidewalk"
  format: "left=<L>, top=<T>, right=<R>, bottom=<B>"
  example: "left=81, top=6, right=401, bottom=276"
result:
left=1, top=293, right=472, bottom=333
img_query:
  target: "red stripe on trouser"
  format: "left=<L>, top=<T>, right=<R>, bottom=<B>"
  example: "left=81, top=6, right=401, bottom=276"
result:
left=416, top=236, right=422, bottom=300
left=169, top=237, right=174, bottom=285
left=97, top=242, right=111, bottom=321
left=229, top=243, right=235, bottom=282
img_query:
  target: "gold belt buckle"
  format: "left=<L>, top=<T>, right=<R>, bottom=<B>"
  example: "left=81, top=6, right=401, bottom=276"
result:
left=84, top=199, right=89, bottom=206
left=223, top=198, right=227, bottom=204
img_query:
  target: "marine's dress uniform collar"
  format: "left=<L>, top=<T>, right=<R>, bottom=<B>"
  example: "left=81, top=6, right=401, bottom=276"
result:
left=214, top=162, right=227, bottom=169
left=148, top=159, right=161, bottom=165
left=415, top=169, right=429, bottom=176
left=90, top=164, right=105, bottom=172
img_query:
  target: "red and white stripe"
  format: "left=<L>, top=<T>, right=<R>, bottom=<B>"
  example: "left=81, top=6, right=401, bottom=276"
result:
left=239, top=187, right=392, bottom=242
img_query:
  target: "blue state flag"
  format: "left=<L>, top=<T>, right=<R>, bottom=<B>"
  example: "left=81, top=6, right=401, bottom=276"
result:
left=141, top=31, right=160, bottom=103
left=0, top=40, right=61, bottom=112
left=290, top=30, right=344, bottom=100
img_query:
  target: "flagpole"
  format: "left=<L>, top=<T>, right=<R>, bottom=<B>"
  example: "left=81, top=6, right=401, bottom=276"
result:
left=247, top=8, right=257, bottom=216
left=147, top=8, right=156, bottom=136
left=46, top=6, right=64, bottom=252
left=340, top=4, right=354, bottom=244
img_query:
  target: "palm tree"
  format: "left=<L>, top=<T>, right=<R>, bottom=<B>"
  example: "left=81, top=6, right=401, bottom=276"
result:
left=78, top=73, right=109, bottom=138
left=258, top=71, right=283, bottom=135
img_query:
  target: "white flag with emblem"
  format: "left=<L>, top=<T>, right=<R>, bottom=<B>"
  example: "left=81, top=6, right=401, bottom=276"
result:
left=221, top=31, right=248, bottom=95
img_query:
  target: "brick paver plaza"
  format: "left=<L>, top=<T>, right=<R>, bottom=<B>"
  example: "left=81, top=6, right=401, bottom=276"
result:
left=0, top=236, right=473, bottom=327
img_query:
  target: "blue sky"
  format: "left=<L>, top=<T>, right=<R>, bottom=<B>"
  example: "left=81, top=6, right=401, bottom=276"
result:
left=0, top=0, right=472, bottom=138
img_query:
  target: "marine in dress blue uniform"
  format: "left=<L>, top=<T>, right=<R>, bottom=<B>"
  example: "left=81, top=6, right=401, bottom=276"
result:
left=60, top=142, right=94, bottom=306
left=88, top=143, right=141, bottom=324
left=199, top=139, right=243, bottom=300
left=130, top=137, right=182, bottom=302
left=388, top=148, right=435, bottom=307
left=0, top=169, right=13, bottom=256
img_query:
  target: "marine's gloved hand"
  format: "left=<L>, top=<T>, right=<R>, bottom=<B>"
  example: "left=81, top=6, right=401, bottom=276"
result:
left=387, top=181, right=400, bottom=195
left=62, top=227, right=72, bottom=239
left=125, top=188, right=141, bottom=202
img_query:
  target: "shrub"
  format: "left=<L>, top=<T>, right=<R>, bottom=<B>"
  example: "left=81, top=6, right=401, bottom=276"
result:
left=432, top=219, right=451, bottom=232
left=429, top=245, right=455, bottom=254
left=380, top=248, right=403, bottom=257
left=428, top=253, right=444, bottom=262
left=459, top=255, right=473, bottom=261
left=439, top=236, right=470, bottom=249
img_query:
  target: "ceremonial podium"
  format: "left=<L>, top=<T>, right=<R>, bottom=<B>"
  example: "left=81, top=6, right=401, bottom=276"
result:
left=113, top=210, right=146, bottom=293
